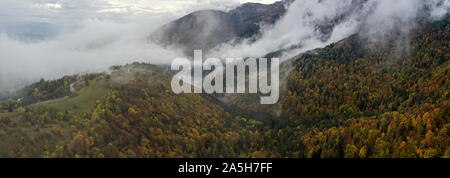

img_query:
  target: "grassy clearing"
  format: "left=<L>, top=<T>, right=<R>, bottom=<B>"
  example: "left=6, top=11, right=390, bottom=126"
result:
left=0, top=112, right=17, bottom=118
left=36, top=79, right=111, bottom=115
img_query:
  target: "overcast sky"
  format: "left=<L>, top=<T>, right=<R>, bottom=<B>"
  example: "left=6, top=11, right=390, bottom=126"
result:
left=0, top=0, right=279, bottom=27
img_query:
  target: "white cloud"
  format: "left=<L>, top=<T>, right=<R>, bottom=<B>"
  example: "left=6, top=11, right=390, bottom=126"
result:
left=0, top=19, right=184, bottom=92
left=241, top=0, right=278, bottom=4
left=210, top=0, right=449, bottom=60
left=0, top=0, right=281, bottom=92
left=0, top=0, right=279, bottom=24
left=32, top=3, right=62, bottom=9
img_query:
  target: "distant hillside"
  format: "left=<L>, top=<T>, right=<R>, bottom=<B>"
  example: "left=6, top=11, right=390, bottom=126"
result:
left=149, top=0, right=292, bottom=53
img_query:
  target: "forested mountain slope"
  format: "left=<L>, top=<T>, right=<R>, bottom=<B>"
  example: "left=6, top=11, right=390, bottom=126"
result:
left=0, top=16, right=448, bottom=158
left=279, top=17, right=449, bottom=158
left=149, top=1, right=291, bottom=53
left=0, top=64, right=272, bottom=157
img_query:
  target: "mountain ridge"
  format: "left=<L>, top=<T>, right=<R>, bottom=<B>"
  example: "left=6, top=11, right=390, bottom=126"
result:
left=149, top=0, right=292, bottom=53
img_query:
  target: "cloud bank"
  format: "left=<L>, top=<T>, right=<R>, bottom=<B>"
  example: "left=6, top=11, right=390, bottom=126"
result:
left=0, top=19, right=185, bottom=92
left=0, top=0, right=280, bottom=93
left=210, top=0, right=449, bottom=60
